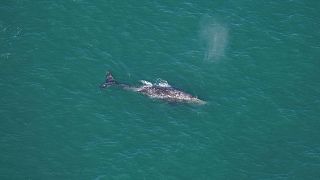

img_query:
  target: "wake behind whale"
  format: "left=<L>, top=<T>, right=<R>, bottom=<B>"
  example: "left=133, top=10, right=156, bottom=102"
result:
left=100, top=71, right=206, bottom=105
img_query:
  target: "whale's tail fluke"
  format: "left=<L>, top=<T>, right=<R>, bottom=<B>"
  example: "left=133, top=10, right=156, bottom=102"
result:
left=100, top=71, right=117, bottom=88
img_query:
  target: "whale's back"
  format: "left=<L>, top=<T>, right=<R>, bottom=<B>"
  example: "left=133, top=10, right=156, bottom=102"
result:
left=137, top=86, right=203, bottom=103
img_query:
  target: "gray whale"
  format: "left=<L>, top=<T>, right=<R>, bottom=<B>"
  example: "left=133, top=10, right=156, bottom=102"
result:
left=100, top=71, right=205, bottom=104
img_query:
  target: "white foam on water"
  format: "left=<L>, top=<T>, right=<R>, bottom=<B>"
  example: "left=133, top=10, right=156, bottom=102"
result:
left=155, top=78, right=171, bottom=87
left=140, top=80, right=153, bottom=86
left=200, top=17, right=229, bottom=62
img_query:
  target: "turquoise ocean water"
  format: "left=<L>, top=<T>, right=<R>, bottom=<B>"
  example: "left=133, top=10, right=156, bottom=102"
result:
left=1, top=0, right=319, bottom=179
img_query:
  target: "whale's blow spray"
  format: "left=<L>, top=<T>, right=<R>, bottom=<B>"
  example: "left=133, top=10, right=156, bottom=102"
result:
left=200, top=18, right=228, bottom=62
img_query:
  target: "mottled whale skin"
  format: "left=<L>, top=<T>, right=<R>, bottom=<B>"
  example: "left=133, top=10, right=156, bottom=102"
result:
left=100, top=72, right=205, bottom=104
